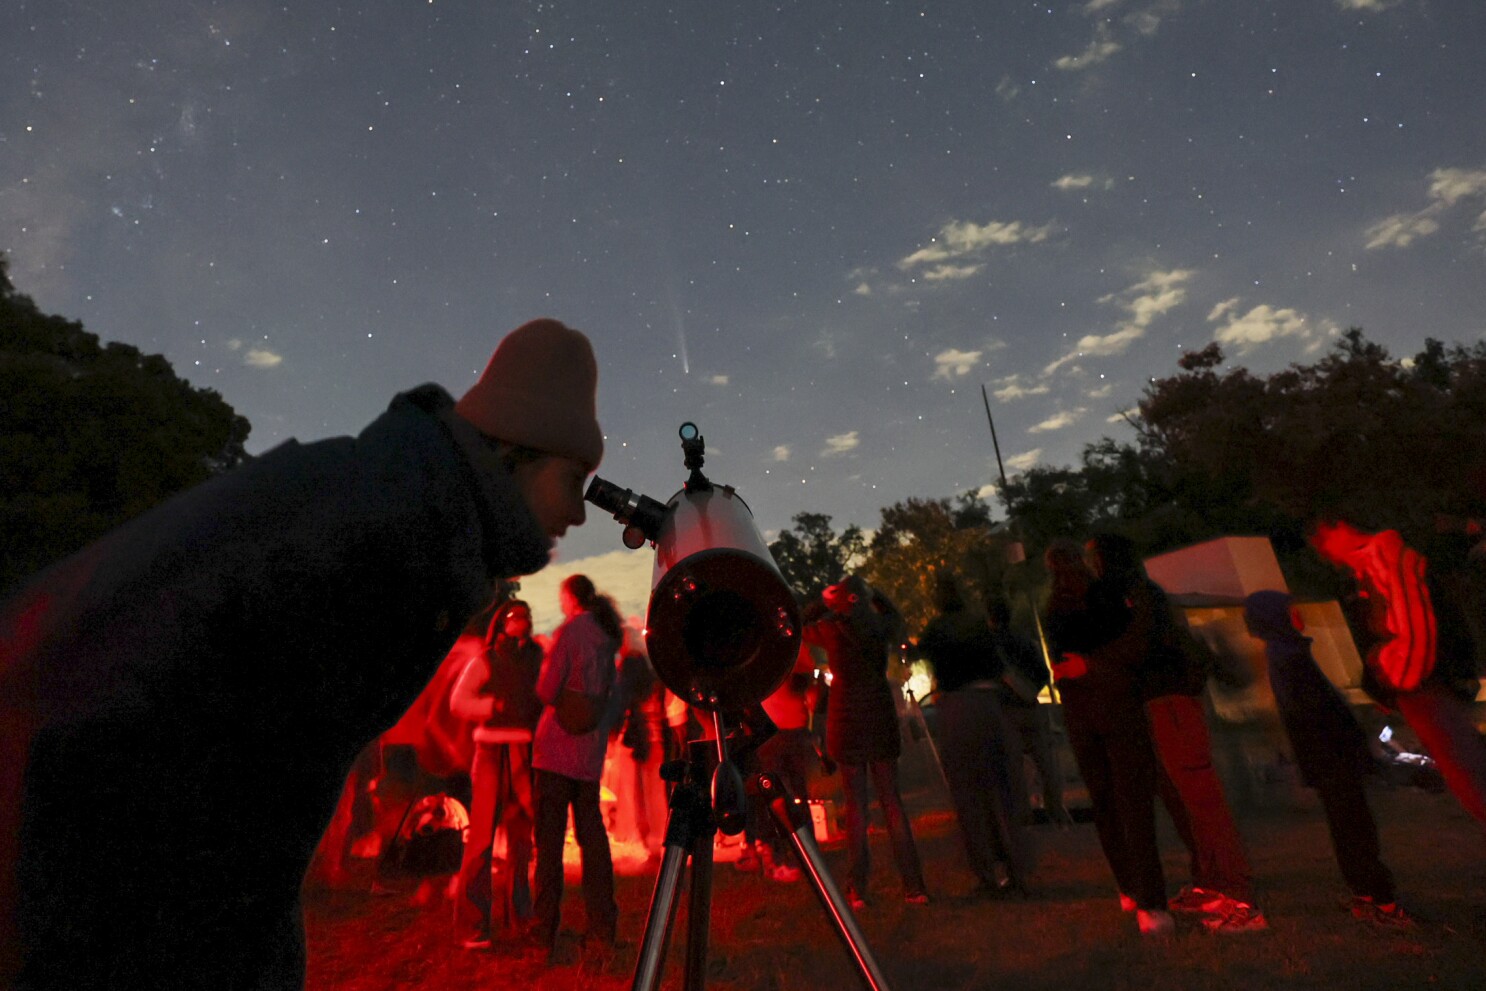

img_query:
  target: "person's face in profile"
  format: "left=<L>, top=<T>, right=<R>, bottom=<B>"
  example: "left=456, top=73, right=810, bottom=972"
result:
left=514, top=455, right=590, bottom=538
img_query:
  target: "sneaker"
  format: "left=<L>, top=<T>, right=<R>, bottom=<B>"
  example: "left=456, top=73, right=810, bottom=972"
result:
left=768, top=863, right=803, bottom=883
left=846, top=887, right=868, bottom=911
left=904, top=891, right=930, bottom=906
left=1350, top=897, right=1417, bottom=931
left=1137, top=909, right=1175, bottom=937
left=1168, top=886, right=1227, bottom=915
left=1203, top=902, right=1269, bottom=935
left=1118, top=892, right=1138, bottom=913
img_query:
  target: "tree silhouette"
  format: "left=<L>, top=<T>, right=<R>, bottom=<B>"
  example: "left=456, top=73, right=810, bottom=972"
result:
left=0, top=254, right=251, bottom=595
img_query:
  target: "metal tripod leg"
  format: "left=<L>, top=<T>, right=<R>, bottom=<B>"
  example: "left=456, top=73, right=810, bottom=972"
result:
left=632, top=768, right=714, bottom=991
left=758, top=774, right=894, bottom=991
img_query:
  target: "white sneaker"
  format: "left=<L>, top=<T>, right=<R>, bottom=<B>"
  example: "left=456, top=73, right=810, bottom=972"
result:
left=1137, top=909, right=1175, bottom=937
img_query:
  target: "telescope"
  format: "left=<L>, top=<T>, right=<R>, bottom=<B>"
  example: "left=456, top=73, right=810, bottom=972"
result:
left=585, top=422, right=801, bottom=714
left=585, top=423, right=892, bottom=991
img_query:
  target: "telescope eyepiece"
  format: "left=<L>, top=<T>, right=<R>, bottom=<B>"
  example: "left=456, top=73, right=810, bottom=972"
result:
left=584, top=476, right=669, bottom=546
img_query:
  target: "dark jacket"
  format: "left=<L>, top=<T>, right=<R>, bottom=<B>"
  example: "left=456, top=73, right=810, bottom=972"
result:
left=0, top=385, right=551, bottom=989
left=1245, top=591, right=1372, bottom=787
left=1042, top=579, right=1142, bottom=728
left=482, top=635, right=545, bottom=733
left=919, top=608, right=1002, bottom=694
left=1087, top=534, right=1205, bottom=700
left=805, top=608, right=902, bottom=764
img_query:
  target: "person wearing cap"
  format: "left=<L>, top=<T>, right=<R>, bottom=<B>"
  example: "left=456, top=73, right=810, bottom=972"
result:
left=0, top=318, right=603, bottom=989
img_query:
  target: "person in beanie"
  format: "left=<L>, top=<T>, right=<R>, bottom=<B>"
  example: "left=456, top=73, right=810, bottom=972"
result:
left=0, top=318, right=603, bottom=989
left=1242, top=591, right=1413, bottom=930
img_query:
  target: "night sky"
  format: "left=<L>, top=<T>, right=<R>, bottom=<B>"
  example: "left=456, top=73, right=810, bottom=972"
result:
left=5, top=1, right=1486, bottom=623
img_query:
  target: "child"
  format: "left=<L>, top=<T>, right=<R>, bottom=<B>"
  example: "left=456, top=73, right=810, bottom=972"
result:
left=1242, top=591, right=1413, bottom=930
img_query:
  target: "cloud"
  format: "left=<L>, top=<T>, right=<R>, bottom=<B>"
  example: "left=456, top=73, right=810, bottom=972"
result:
left=922, top=263, right=983, bottom=282
left=1044, top=269, right=1194, bottom=374
left=1054, top=26, right=1123, bottom=71
left=932, top=348, right=983, bottom=381
left=1336, top=0, right=1398, bottom=10
left=1108, top=408, right=1139, bottom=424
left=1366, top=166, right=1486, bottom=249
left=1029, top=409, right=1086, bottom=434
left=244, top=348, right=283, bottom=369
left=992, top=375, right=1051, bottom=402
left=994, top=76, right=1021, bottom=102
left=1087, top=383, right=1113, bottom=399
left=1005, top=449, right=1042, bottom=472
left=1209, top=302, right=1333, bottom=354
left=1365, top=212, right=1441, bottom=249
left=898, top=218, right=1057, bottom=272
left=822, top=431, right=860, bottom=457
left=772, top=445, right=791, bottom=462
left=852, top=282, right=872, bottom=296
left=1052, top=174, right=1114, bottom=193
left=707, top=374, right=729, bottom=385
left=1056, top=1, right=1182, bottom=73
left=975, top=483, right=999, bottom=501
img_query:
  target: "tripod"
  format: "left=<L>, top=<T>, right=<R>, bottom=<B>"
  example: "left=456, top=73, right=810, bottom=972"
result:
left=631, top=713, right=894, bottom=991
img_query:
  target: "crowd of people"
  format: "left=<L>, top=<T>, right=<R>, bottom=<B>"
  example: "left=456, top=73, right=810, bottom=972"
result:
left=342, top=514, right=1486, bottom=960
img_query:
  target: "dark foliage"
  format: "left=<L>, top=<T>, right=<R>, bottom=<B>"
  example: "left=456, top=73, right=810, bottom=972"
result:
left=0, top=254, right=252, bottom=595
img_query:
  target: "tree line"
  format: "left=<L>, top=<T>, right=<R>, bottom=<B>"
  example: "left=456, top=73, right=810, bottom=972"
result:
left=769, top=330, right=1486, bottom=640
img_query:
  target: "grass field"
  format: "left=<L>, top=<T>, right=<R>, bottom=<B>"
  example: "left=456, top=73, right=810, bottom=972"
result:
left=304, top=777, right=1485, bottom=991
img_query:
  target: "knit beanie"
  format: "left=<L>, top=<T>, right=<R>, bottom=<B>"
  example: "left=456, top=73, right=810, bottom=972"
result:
left=454, top=318, right=603, bottom=468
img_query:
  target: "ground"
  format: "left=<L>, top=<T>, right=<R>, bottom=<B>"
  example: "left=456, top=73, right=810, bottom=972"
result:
left=303, top=777, right=1485, bottom=991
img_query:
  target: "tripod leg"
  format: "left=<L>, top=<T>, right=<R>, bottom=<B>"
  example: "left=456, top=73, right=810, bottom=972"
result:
left=762, top=780, right=895, bottom=991
left=633, top=772, right=717, bottom=991
left=682, top=831, right=715, bottom=991
left=632, top=842, right=690, bottom=991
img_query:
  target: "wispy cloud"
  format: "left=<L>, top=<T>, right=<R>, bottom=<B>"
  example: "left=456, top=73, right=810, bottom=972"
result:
left=899, top=218, right=1057, bottom=274
left=1052, top=174, right=1115, bottom=193
left=1208, top=299, right=1334, bottom=354
left=1056, top=1, right=1182, bottom=71
left=1044, top=269, right=1194, bottom=374
left=1054, top=25, right=1123, bottom=71
left=1029, top=409, right=1087, bottom=434
left=772, top=445, right=791, bottom=462
left=822, top=431, right=860, bottom=457
left=1006, top=449, right=1042, bottom=472
left=244, top=348, right=284, bottom=369
left=992, top=375, right=1051, bottom=402
left=707, top=374, right=730, bottom=385
left=1108, top=408, right=1139, bottom=424
left=1336, top=0, right=1399, bottom=11
left=1366, top=166, right=1486, bottom=249
left=932, top=348, right=983, bottom=381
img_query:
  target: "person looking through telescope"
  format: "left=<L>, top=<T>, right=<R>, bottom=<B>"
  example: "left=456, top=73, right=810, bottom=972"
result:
left=804, top=575, right=930, bottom=910
left=1, top=318, right=604, bottom=988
